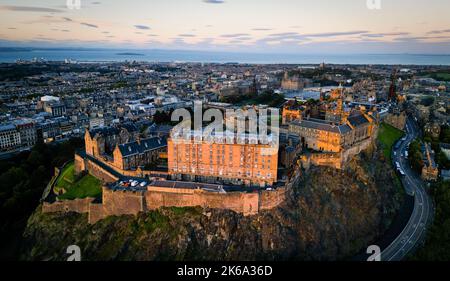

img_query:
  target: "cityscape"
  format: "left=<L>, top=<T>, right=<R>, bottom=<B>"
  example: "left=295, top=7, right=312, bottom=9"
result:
left=0, top=0, right=450, bottom=274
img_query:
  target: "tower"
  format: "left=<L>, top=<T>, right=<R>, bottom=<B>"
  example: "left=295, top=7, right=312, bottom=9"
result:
left=389, top=69, right=398, bottom=102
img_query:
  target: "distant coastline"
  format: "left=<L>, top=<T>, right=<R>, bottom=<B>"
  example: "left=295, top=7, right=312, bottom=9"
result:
left=116, top=52, right=145, bottom=56
left=1, top=47, right=450, bottom=65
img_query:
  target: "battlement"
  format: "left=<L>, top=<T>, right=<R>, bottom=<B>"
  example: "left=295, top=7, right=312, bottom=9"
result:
left=43, top=154, right=298, bottom=223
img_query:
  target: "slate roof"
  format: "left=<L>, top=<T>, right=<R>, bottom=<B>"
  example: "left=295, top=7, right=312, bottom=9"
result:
left=347, top=114, right=370, bottom=127
left=118, top=137, right=167, bottom=157
left=291, top=118, right=352, bottom=135
left=120, top=122, right=138, bottom=133
left=89, top=126, right=120, bottom=137
left=0, top=123, right=16, bottom=132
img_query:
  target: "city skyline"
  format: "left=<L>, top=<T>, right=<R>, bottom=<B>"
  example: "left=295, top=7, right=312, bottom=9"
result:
left=1, top=0, right=450, bottom=54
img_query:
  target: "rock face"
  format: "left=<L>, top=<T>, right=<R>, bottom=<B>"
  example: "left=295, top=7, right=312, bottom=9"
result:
left=20, top=149, right=403, bottom=261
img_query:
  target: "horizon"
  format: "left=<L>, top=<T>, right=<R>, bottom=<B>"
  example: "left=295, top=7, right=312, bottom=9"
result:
left=1, top=0, right=450, bottom=55
left=3, top=46, right=450, bottom=56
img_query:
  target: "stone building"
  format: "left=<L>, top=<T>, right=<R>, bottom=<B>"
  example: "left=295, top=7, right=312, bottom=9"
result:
left=16, top=119, right=37, bottom=148
left=168, top=131, right=278, bottom=187
left=424, top=122, right=441, bottom=139
left=288, top=113, right=375, bottom=153
left=281, top=72, right=308, bottom=91
left=384, top=106, right=406, bottom=131
left=112, top=137, right=167, bottom=170
left=421, top=143, right=439, bottom=181
left=84, top=126, right=167, bottom=171
left=0, top=123, right=21, bottom=152
left=282, top=100, right=305, bottom=125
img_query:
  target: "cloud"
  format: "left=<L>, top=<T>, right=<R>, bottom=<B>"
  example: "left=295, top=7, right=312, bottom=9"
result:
left=269, top=32, right=299, bottom=37
left=303, top=30, right=369, bottom=38
left=62, top=17, right=73, bottom=22
left=134, top=25, right=151, bottom=30
left=0, top=5, right=64, bottom=13
left=361, top=32, right=410, bottom=38
left=427, top=29, right=450, bottom=35
left=80, top=22, right=98, bottom=28
left=178, top=34, right=196, bottom=37
left=252, top=28, right=272, bottom=31
left=394, top=36, right=450, bottom=42
left=203, top=0, right=225, bottom=4
left=220, top=33, right=250, bottom=38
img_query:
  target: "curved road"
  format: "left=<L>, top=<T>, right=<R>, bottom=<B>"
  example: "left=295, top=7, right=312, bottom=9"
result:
left=380, top=117, right=434, bottom=261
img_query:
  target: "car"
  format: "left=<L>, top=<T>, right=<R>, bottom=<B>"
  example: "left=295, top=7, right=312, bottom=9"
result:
left=139, top=181, right=147, bottom=187
left=131, top=180, right=139, bottom=187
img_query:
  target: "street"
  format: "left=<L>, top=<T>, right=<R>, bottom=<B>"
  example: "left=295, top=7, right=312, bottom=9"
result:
left=380, top=117, right=434, bottom=261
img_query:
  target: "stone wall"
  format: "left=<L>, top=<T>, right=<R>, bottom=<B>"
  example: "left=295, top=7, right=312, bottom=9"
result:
left=102, top=188, right=145, bottom=217
left=85, top=159, right=119, bottom=183
left=88, top=203, right=105, bottom=224
left=384, top=112, right=406, bottom=131
left=301, top=134, right=376, bottom=170
left=82, top=154, right=168, bottom=179
left=42, top=198, right=95, bottom=213
left=43, top=155, right=295, bottom=223
left=145, top=189, right=260, bottom=216
left=43, top=183, right=290, bottom=223
left=74, top=153, right=86, bottom=176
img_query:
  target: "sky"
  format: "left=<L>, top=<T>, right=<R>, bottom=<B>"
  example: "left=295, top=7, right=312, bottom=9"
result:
left=0, top=0, right=450, bottom=54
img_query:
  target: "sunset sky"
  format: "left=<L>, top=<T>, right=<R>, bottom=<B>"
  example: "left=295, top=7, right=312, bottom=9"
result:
left=1, top=0, right=450, bottom=53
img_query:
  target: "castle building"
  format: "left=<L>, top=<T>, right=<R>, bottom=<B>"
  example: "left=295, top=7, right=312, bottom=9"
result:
left=84, top=126, right=167, bottom=171
left=288, top=113, right=375, bottom=153
left=168, top=132, right=278, bottom=187
left=112, top=137, right=167, bottom=170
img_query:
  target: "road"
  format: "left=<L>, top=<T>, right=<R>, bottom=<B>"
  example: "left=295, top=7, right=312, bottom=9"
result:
left=379, top=117, right=434, bottom=261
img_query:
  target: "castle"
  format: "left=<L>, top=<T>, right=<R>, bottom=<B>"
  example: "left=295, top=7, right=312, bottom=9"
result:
left=42, top=91, right=379, bottom=222
left=282, top=89, right=378, bottom=169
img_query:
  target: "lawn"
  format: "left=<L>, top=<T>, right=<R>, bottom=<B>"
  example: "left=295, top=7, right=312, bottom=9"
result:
left=55, top=162, right=102, bottom=200
left=378, top=122, right=405, bottom=159
left=55, top=162, right=75, bottom=187
left=425, top=72, right=450, bottom=82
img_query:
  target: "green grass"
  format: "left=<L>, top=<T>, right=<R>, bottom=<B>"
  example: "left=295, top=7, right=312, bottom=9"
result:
left=425, top=72, right=450, bottom=82
left=378, top=122, right=405, bottom=159
left=56, top=162, right=102, bottom=200
left=55, top=162, right=75, bottom=187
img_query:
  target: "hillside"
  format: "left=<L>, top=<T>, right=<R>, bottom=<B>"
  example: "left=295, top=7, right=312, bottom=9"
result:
left=19, top=146, right=403, bottom=261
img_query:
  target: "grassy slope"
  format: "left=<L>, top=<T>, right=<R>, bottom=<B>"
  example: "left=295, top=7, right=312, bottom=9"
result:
left=55, top=162, right=75, bottom=187
left=378, top=123, right=405, bottom=160
left=55, top=162, right=102, bottom=200
left=377, top=122, right=406, bottom=193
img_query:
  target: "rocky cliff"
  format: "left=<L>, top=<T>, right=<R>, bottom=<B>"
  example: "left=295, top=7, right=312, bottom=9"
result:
left=19, top=148, right=403, bottom=261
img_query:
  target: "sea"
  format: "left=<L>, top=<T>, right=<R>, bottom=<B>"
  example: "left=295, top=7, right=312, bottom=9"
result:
left=1, top=49, right=450, bottom=65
